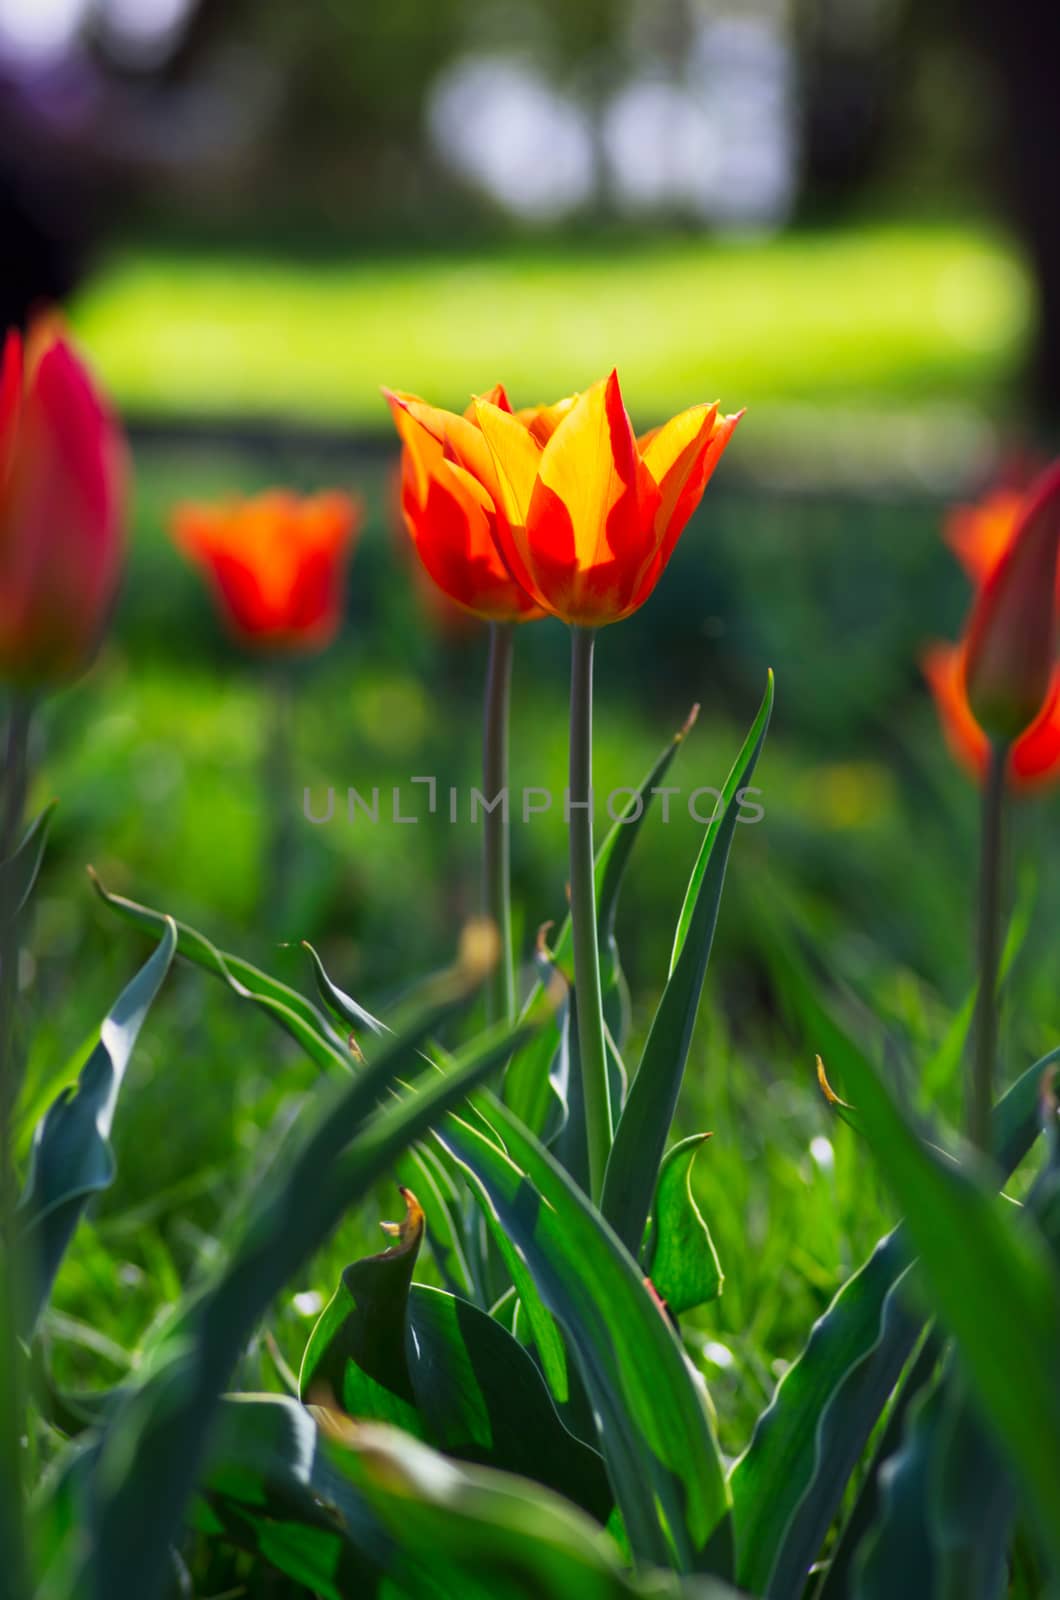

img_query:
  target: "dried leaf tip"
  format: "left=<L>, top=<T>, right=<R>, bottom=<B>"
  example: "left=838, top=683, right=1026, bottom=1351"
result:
left=816, top=1054, right=855, bottom=1111
left=676, top=703, right=700, bottom=742
left=380, top=1187, right=424, bottom=1247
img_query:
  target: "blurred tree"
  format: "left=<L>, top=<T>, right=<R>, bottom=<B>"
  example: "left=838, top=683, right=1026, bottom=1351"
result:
left=967, top=0, right=1060, bottom=420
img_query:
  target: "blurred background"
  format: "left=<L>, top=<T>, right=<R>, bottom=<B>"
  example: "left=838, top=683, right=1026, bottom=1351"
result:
left=6, top=0, right=1060, bottom=1457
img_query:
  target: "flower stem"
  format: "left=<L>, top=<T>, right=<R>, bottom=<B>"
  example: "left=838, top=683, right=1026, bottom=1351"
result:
left=483, top=621, right=515, bottom=1024
left=264, top=662, right=295, bottom=936
left=0, top=696, right=32, bottom=1594
left=568, top=626, right=612, bottom=1202
left=969, top=740, right=1007, bottom=1152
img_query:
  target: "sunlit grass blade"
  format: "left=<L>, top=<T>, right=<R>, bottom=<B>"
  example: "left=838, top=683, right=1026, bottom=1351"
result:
left=90, top=871, right=357, bottom=1075
left=441, top=1092, right=732, bottom=1577
left=14, top=920, right=176, bottom=1338
left=602, top=672, right=773, bottom=1255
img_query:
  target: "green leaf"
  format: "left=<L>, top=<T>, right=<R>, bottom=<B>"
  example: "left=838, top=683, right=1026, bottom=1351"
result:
left=14, top=921, right=176, bottom=1338
left=802, top=995, right=1060, bottom=1574
left=441, top=1093, right=732, bottom=1577
left=643, top=1136, right=723, bottom=1315
left=323, top=1417, right=741, bottom=1600
left=90, top=872, right=356, bottom=1077
left=81, top=969, right=535, bottom=1600
left=851, top=1356, right=1015, bottom=1600
left=299, top=1190, right=426, bottom=1437
left=301, top=938, right=388, bottom=1038
left=300, top=1192, right=612, bottom=1519
left=454, top=1157, right=572, bottom=1405
left=0, top=802, right=56, bottom=923
left=602, top=673, right=773, bottom=1256
left=504, top=707, right=698, bottom=1140
left=196, top=1394, right=390, bottom=1596
left=728, top=1037, right=1057, bottom=1599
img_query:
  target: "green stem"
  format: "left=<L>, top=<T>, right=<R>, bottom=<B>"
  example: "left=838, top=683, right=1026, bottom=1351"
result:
left=482, top=622, right=515, bottom=1024
left=264, top=662, right=295, bottom=936
left=969, top=741, right=1007, bottom=1152
left=0, top=697, right=32, bottom=1597
left=568, top=627, right=612, bottom=1202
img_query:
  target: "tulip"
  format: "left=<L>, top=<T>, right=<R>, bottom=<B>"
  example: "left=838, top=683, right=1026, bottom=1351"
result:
left=473, top=369, right=741, bottom=626
left=962, top=463, right=1060, bottom=743
left=383, top=386, right=544, bottom=624
left=172, top=490, right=360, bottom=653
left=383, top=384, right=553, bottom=1023
left=473, top=369, right=740, bottom=1201
left=0, top=319, right=127, bottom=685
left=923, top=644, right=1060, bottom=790
left=924, top=461, right=1060, bottom=1153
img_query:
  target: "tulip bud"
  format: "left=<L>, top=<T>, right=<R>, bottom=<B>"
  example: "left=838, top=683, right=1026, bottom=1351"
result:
left=0, top=319, right=128, bottom=685
left=964, top=462, right=1060, bottom=743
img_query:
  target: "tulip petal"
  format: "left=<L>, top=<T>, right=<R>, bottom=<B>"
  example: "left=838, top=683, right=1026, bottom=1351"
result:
left=964, top=460, right=1060, bottom=740
left=0, top=329, right=23, bottom=500
left=944, top=490, right=1024, bottom=585
left=0, top=336, right=126, bottom=678
left=473, top=396, right=543, bottom=527
left=534, top=372, right=646, bottom=571
left=922, top=642, right=989, bottom=780
left=1012, top=670, right=1060, bottom=787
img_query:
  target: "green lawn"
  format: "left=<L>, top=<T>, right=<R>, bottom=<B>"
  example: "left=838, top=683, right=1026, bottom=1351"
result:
left=72, top=221, right=1030, bottom=434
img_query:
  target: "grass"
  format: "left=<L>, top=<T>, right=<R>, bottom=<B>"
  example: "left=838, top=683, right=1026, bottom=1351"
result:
left=72, top=220, right=1031, bottom=435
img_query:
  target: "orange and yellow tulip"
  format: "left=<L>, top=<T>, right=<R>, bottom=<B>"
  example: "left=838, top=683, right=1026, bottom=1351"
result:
left=172, top=489, right=360, bottom=653
left=0, top=318, right=127, bottom=683
left=925, top=462, right=1060, bottom=787
left=473, top=370, right=741, bottom=626
left=384, top=386, right=544, bottom=623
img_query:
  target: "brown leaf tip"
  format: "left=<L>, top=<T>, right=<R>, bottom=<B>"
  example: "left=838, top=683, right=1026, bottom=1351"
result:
left=816, top=1054, right=855, bottom=1111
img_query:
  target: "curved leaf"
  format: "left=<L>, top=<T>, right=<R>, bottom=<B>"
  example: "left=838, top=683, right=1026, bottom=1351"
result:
left=851, top=1355, right=1015, bottom=1600
left=82, top=975, right=534, bottom=1600
left=90, top=872, right=356, bottom=1077
left=0, top=802, right=56, bottom=924
left=729, top=1042, right=1058, bottom=1598
left=334, top=1421, right=745, bottom=1600
left=644, top=1135, right=723, bottom=1315
left=301, top=938, right=388, bottom=1038
left=441, top=1093, right=732, bottom=1578
left=802, top=997, right=1060, bottom=1574
left=299, top=1190, right=426, bottom=1436
left=15, top=920, right=176, bottom=1338
left=602, top=673, right=773, bottom=1256
left=300, top=1193, right=611, bottom=1519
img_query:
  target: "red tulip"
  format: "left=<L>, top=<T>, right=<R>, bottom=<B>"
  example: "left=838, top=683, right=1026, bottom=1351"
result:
left=0, top=318, right=127, bottom=684
left=473, top=370, right=741, bottom=626
left=172, top=490, right=361, bottom=653
left=925, top=463, right=1060, bottom=787
left=383, top=385, right=545, bottom=623
left=962, top=463, right=1060, bottom=742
